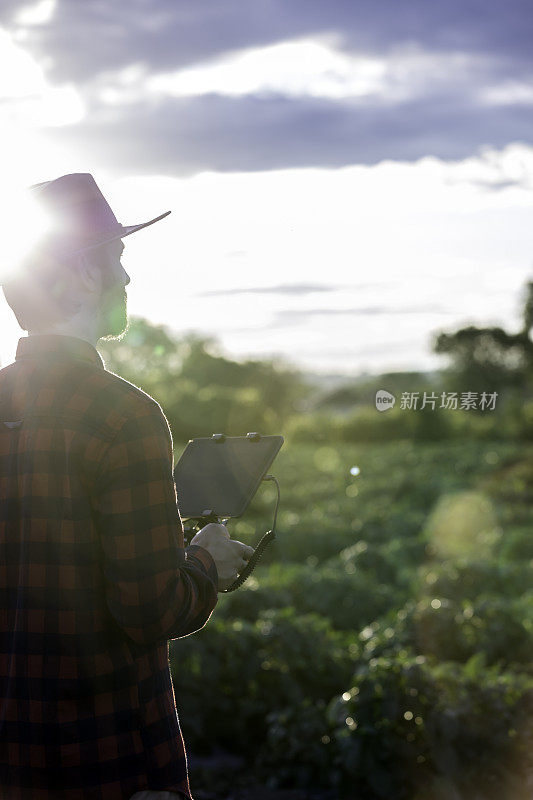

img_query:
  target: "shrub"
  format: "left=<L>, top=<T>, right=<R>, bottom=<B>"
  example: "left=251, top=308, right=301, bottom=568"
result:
left=416, top=558, right=532, bottom=601
left=497, top=525, right=533, bottom=562
left=257, top=655, right=533, bottom=799
left=327, top=656, right=533, bottom=800
left=359, top=595, right=533, bottom=670
left=257, top=698, right=338, bottom=790
left=217, top=561, right=402, bottom=632
left=171, top=607, right=356, bottom=756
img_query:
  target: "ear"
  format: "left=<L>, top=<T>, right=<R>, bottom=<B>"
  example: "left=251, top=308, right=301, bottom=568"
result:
left=75, top=251, right=102, bottom=294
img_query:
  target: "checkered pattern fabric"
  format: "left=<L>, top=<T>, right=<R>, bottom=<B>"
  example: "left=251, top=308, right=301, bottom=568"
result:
left=0, top=335, right=219, bottom=799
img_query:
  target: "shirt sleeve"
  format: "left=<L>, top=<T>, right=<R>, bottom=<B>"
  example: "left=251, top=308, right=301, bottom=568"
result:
left=92, top=400, right=219, bottom=647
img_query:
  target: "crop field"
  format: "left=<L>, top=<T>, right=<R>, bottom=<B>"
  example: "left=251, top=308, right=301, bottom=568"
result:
left=171, top=439, right=533, bottom=800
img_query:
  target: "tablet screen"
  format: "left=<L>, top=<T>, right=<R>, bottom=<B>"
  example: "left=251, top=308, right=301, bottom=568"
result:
left=174, top=434, right=283, bottom=519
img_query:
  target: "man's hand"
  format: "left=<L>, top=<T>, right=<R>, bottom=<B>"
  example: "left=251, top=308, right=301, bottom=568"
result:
left=190, top=522, right=255, bottom=592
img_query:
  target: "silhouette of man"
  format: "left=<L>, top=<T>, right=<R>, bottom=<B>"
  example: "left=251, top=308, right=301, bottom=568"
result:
left=0, top=174, right=253, bottom=799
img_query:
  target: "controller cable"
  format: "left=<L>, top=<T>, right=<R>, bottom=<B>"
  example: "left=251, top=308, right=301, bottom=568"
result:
left=222, top=474, right=280, bottom=593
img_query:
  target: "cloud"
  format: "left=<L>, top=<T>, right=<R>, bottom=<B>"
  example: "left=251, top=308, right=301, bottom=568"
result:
left=14, top=0, right=56, bottom=27
left=0, top=26, right=83, bottom=127
left=1, top=2, right=531, bottom=176
left=39, top=89, right=533, bottom=175
left=480, top=81, right=533, bottom=107
left=271, top=303, right=451, bottom=326
left=443, top=143, right=533, bottom=191
left=110, top=39, right=479, bottom=104
left=3, top=0, right=532, bottom=84
left=103, top=39, right=499, bottom=107
left=198, top=282, right=340, bottom=297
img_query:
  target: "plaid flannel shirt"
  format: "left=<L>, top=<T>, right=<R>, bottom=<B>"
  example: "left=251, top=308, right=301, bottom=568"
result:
left=0, top=335, right=219, bottom=799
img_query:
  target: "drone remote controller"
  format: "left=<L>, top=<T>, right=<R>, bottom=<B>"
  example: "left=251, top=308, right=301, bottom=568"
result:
left=174, top=433, right=283, bottom=592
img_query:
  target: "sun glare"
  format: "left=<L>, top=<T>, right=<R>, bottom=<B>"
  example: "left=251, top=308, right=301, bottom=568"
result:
left=0, top=28, right=46, bottom=98
left=0, top=24, right=85, bottom=286
left=0, top=190, right=51, bottom=284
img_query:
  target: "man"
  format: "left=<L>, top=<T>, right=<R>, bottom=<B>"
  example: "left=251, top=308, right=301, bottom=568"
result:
left=0, top=174, right=253, bottom=799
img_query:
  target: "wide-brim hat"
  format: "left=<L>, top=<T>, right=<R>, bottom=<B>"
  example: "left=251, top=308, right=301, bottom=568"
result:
left=29, top=173, right=171, bottom=256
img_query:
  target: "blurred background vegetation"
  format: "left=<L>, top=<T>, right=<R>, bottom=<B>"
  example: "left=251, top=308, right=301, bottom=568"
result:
left=99, top=281, right=533, bottom=800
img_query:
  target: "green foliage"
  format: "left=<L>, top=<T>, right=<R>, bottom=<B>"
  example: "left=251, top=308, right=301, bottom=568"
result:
left=171, top=439, right=533, bottom=798
left=433, top=325, right=531, bottom=395
left=216, top=561, right=402, bottom=632
left=98, top=317, right=305, bottom=440
left=256, top=656, right=533, bottom=799
left=416, top=558, right=533, bottom=602
left=287, top=401, right=533, bottom=444
left=360, top=595, right=533, bottom=670
left=425, top=281, right=533, bottom=448
left=96, top=312, right=533, bottom=446
left=240, top=440, right=522, bottom=568
left=171, top=607, right=355, bottom=756
left=314, top=372, right=441, bottom=412
left=95, top=317, right=533, bottom=797
left=497, top=524, right=533, bottom=561
left=325, top=656, right=533, bottom=800
left=286, top=406, right=419, bottom=443
left=259, top=698, right=335, bottom=789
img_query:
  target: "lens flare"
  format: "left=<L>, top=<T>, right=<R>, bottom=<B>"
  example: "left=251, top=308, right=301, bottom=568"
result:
left=424, top=490, right=501, bottom=559
left=0, top=189, right=52, bottom=283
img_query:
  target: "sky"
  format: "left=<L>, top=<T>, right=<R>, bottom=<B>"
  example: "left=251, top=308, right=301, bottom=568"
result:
left=0, top=0, right=532, bottom=375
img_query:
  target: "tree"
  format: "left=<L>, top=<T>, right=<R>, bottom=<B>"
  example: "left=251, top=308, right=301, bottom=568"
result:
left=432, top=281, right=533, bottom=397
left=98, top=317, right=306, bottom=442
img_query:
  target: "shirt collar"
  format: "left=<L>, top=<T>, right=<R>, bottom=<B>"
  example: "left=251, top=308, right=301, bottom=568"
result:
left=16, top=335, right=104, bottom=369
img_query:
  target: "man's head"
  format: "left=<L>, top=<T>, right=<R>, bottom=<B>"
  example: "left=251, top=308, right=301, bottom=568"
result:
left=1, top=173, right=170, bottom=343
left=2, top=235, right=131, bottom=341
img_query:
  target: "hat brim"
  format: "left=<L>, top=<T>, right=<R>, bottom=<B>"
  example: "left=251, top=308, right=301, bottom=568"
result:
left=70, top=210, right=171, bottom=255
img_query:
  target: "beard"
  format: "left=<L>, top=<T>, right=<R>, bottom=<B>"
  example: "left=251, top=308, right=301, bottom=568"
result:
left=97, top=281, right=129, bottom=341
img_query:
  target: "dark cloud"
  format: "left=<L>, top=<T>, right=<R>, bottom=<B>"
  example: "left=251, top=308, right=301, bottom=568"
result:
left=3, top=0, right=532, bottom=175
left=40, top=91, right=533, bottom=175
left=3, top=0, right=533, bottom=83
